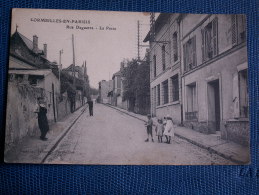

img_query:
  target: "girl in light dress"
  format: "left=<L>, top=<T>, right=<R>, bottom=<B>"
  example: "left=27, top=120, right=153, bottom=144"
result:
left=163, top=116, right=175, bottom=144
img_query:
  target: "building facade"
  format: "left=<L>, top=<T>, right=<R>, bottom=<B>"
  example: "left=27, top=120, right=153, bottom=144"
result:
left=145, top=14, right=182, bottom=124
left=145, top=13, right=249, bottom=146
left=180, top=14, right=248, bottom=146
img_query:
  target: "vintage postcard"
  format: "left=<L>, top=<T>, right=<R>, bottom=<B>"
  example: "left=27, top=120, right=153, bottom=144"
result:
left=4, top=8, right=250, bottom=165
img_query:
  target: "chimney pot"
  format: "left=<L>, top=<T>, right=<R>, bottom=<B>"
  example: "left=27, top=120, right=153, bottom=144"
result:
left=43, top=43, right=47, bottom=58
left=33, top=35, right=38, bottom=52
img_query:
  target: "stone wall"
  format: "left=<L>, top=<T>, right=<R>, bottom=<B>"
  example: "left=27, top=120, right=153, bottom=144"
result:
left=5, top=82, right=43, bottom=152
left=183, top=121, right=210, bottom=134
left=222, top=120, right=249, bottom=146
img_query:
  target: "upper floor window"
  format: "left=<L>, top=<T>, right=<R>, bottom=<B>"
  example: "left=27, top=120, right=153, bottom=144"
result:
left=183, top=36, right=196, bottom=72
left=201, top=17, right=218, bottom=62
left=162, top=45, right=166, bottom=71
left=153, top=55, right=157, bottom=77
left=232, top=15, right=246, bottom=45
left=173, top=32, right=178, bottom=62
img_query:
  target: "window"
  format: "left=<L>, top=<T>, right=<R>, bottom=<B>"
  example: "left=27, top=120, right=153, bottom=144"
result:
left=238, top=15, right=246, bottom=43
left=157, top=84, right=160, bottom=106
left=173, top=32, right=178, bottom=62
left=201, top=18, right=218, bottom=62
left=162, top=45, right=166, bottom=71
left=171, top=74, right=179, bottom=102
left=239, top=69, right=248, bottom=118
left=153, top=55, right=157, bottom=77
left=183, top=36, right=196, bottom=72
left=232, top=15, right=246, bottom=45
left=186, top=83, right=197, bottom=120
left=231, top=15, right=238, bottom=45
left=162, top=80, right=169, bottom=104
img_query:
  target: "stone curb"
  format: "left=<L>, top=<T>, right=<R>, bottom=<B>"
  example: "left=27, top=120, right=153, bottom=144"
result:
left=39, top=105, right=87, bottom=163
left=103, top=103, right=247, bottom=165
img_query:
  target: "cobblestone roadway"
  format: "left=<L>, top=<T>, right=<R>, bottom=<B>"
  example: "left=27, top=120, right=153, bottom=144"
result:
left=46, top=104, right=233, bottom=165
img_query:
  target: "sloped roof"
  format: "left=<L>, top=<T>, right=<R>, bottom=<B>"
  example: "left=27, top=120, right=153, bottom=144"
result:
left=15, top=31, right=44, bottom=54
left=64, top=64, right=85, bottom=73
left=113, top=70, right=121, bottom=77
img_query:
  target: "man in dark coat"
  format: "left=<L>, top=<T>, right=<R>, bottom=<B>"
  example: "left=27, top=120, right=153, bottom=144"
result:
left=87, top=97, right=94, bottom=116
left=35, top=97, right=49, bottom=141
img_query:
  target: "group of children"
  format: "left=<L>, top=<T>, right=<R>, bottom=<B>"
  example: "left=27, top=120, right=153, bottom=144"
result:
left=145, top=114, right=175, bottom=144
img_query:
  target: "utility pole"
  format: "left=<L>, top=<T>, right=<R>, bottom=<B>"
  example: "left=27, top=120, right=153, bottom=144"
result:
left=59, top=49, right=63, bottom=91
left=137, top=20, right=140, bottom=61
left=136, top=20, right=149, bottom=62
left=72, top=34, right=76, bottom=87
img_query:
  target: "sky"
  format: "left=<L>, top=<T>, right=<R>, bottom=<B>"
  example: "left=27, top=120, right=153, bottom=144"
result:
left=11, top=8, right=150, bottom=88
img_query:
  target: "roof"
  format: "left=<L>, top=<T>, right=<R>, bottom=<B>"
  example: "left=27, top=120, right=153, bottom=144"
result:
left=143, top=13, right=171, bottom=42
left=9, top=69, right=52, bottom=77
left=112, top=70, right=121, bottom=78
left=17, top=32, right=44, bottom=54
left=64, top=64, right=83, bottom=73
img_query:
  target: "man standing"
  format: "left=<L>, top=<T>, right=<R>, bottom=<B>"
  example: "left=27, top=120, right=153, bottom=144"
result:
left=145, top=114, right=154, bottom=142
left=87, top=97, right=94, bottom=116
left=35, top=97, right=49, bottom=141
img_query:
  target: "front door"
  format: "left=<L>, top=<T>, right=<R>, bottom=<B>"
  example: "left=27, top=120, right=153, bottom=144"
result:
left=208, top=80, right=220, bottom=132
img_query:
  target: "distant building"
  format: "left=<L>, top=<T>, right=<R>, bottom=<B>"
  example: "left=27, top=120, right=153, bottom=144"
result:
left=98, top=80, right=112, bottom=103
left=111, top=63, right=129, bottom=109
left=63, top=64, right=86, bottom=79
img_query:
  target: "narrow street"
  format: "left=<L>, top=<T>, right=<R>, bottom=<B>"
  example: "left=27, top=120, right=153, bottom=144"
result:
left=45, top=103, right=233, bottom=165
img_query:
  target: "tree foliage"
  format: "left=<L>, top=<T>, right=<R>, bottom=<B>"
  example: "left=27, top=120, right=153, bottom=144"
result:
left=121, top=58, right=150, bottom=114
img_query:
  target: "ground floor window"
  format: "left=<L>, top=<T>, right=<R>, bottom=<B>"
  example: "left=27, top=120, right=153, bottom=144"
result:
left=185, top=82, right=197, bottom=120
left=162, top=80, right=169, bottom=104
left=157, top=84, right=160, bottom=106
left=171, top=74, right=179, bottom=102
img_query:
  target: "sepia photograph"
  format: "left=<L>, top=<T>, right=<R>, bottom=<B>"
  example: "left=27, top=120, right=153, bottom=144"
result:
left=4, top=8, right=250, bottom=165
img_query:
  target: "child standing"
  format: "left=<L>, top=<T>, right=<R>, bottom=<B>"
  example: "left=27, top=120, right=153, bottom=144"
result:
left=163, top=116, right=174, bottom=144
left=155, top=118, right=164, bottom=143
left=145, top=114, right=154, bottom=142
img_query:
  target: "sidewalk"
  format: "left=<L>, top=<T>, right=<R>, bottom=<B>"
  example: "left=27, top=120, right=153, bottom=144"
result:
left=4, top=105, right=87, bottom=164
left=104, top=104, right=250, bottom=164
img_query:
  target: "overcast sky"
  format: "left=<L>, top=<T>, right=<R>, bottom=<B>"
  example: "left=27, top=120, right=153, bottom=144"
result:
left=11, top=8, right=150, bottom=88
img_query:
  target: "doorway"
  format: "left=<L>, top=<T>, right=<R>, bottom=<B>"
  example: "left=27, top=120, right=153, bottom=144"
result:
left=207, top=80, right=220, bottom=132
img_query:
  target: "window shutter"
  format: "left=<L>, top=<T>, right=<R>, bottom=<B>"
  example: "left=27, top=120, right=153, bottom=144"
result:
left=192, top=36, right=196, bottom=67
left=212, top=17, right=218, bottom=56
left=201, top=29, right=205, bottom=62
left=183, top=44, right=186, bottom=71
left=233, top=72, right=240, bottom=118
left=231, top=15, right=237, bottom=45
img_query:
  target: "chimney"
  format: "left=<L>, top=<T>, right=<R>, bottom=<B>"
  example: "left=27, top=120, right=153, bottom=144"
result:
left=33, top=35, right=38, bottom=52
left=43, top=43, right=47, bottom=58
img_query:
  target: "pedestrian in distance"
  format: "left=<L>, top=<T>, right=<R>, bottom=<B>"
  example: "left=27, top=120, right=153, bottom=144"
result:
left=34, top=97, right=49, bottom=141
left=145, top=114, right=154, bottom=142
left=155, top=118, right=164, bottom=143
left=87, top=97, right=94, bottom=116
left=163, top=116, right=175, bottom=144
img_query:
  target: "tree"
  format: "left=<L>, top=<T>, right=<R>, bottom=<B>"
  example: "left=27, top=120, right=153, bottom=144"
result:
left=121, top=59, right=138, bottom=111
left=121, top=58, right=150, bottom=114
